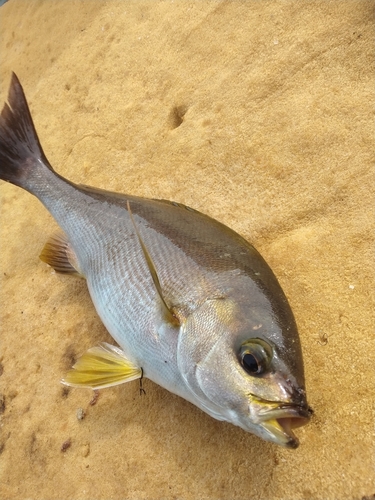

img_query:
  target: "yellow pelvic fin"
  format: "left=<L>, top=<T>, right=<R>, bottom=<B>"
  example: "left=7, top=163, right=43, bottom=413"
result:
left=127, top=201, right=180, bottom=326
left=40, top=232, right=83, bottom=277
left=61, top=342, right=142, bottom=389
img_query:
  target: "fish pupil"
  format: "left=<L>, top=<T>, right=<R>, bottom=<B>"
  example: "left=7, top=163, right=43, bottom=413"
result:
left=242, top=353, right=260, bottom=374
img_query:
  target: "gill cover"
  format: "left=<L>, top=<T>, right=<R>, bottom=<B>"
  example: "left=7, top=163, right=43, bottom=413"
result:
left=177, top=298, right=241, bottom=421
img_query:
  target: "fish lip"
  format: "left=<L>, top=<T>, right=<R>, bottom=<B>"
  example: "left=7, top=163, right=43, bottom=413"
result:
left=249, top=394, right=313, bottom=448
left=256, top=401, right=312, bottom=422
left=261, top=419, right=299, bottom=449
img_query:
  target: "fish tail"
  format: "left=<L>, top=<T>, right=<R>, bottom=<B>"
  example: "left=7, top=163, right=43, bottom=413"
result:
left=0, top=72, right=53, bottom=191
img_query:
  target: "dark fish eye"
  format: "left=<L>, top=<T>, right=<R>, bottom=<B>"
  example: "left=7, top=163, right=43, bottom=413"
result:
left=242, top=352, right=261, bottom=374
left=239, top=339, right=273, bottom=376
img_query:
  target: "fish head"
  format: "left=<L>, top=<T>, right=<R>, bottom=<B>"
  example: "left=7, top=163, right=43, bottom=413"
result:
left=177, top=295, right=311, bottom=448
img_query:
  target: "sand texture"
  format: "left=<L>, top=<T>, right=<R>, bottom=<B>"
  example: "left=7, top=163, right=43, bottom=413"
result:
left=0, top=1, right=374, bottom=499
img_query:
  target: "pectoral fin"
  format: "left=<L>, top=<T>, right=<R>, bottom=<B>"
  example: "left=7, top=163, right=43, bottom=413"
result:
left=40, top=232, right=83, bottom=277
left=127, top=200, right=180, bottom=326
left=61, top=343, right=142, bottom=389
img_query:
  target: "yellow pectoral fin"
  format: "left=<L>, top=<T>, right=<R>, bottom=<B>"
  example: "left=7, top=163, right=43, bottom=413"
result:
left=62, top=343, right=142, bottom=390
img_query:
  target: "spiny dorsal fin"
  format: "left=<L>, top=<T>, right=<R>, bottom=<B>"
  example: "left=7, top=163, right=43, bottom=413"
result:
left=127, top=200, right=180, bottom=326
left=39, top=232, right=83, bottom=277
left=61, top=342, right=142, bottom=390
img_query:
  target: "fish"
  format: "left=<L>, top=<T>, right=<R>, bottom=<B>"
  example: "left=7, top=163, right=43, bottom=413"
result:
left=0, top=73, right=312, bottom=448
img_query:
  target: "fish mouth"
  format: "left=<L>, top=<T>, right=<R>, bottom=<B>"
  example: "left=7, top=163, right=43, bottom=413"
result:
left=249, top=395, right=313, bottom=449
left=260, top=414, right=311, bottom=449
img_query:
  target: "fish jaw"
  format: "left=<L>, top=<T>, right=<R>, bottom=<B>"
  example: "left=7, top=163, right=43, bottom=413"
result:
left=247, top=394, right=312, bottom=448
left=193, top=374, right=312, bottom=449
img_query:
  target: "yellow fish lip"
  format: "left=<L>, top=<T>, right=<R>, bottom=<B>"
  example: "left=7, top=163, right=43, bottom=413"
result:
left=249, top=394, right=313, bottom=448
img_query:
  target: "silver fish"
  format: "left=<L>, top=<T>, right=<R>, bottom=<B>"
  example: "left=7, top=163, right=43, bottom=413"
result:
left=0, top=73, right=311, bottom=448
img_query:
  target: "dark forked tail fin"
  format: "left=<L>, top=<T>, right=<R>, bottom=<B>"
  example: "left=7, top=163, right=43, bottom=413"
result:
left=0, top=72, right=53, bottom=189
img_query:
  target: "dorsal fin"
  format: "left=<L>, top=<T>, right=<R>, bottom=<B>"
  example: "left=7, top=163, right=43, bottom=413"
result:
left=127, top=200, right=179, bottom=326
left=39, top=232, right=83, bottom=277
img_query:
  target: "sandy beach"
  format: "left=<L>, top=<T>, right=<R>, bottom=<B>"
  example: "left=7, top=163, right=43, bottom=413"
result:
left=0, top=1, right=374, bottom=499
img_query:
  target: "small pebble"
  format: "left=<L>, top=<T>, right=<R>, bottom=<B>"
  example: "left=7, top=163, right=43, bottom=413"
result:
left=61, top=438, right=72, bottom=452
left=89, top=390, right=99, bottom=406
left=76, top=408, right=86, bottom=421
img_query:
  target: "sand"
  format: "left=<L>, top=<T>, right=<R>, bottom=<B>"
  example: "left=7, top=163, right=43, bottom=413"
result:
left=0, top=1, right=374, bottom=499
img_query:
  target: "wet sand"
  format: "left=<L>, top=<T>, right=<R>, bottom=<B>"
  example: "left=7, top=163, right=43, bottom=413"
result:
left=0, top=1, right=374, bottom=499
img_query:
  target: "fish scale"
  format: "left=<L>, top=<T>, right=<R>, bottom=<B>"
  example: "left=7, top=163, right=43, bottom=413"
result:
left=0, top=73, right=312, bottom=448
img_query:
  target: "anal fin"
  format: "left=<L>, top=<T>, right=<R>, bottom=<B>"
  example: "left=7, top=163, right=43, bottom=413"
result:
left=61, top=342, right=142, bottom=390
left=40, top=232, right=83, bottom=277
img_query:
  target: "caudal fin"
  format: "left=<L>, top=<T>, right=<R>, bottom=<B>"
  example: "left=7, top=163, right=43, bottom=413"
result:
left=0, top=72, right=53, bottom=189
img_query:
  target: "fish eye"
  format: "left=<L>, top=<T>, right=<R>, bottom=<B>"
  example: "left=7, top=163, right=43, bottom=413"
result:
left=239, top=339, right=273, bottom=376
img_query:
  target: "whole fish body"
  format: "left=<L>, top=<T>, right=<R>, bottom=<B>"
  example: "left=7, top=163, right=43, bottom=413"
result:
left=0, top=73, right=311, bottom=448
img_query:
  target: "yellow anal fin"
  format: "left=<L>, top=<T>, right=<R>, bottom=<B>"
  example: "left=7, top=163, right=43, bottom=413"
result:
left=40, top=232, right=83, bottom=277
left=127, top=200, right=180, bottom=326
left=61, top=343, right=142, bottom=390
